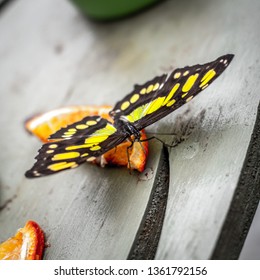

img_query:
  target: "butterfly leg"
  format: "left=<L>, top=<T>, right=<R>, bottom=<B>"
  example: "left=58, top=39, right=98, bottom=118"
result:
left=125, top=139, right=135, bottom=173
left=113, top=145, right=118, bottom=154
left=138, top=141, right=148, bottom=156
left=140, top=136, right=178, bottom=149
left=145, top=131, right=177, bottom=137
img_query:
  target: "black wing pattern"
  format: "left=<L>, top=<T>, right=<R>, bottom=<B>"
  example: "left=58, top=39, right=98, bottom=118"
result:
left=110, top=74, right=167, bottom=118
left=109, top=54, right=234, bottom=130
left=25, top=54, right=233, bottom=178
left=25, top=116, right=126, bottom=177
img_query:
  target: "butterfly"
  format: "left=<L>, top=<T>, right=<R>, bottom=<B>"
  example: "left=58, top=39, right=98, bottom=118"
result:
left=25, top=54, right=234, bottom=178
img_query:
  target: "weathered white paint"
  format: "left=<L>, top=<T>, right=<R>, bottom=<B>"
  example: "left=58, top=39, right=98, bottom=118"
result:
left=0, top=0, right=259, bottom=259
left=155, top=0, right=260, bottom=259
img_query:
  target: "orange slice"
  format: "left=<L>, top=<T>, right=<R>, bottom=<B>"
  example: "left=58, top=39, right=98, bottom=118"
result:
left=25, top=105, right=148, bottom=172
left=0, top=221, right=45, bottom=260
left=25, top=105, right=113, bottom=142
left=102, top=133, right=148, bottom=171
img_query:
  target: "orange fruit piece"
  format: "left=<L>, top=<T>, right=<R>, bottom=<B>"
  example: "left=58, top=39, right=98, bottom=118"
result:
left=25, top=105, right=148, bottom=172
left=0, top=221, right=45, bottom=260
left=25, top=105, right=113, bottom=142
left=103, top=134, right=148, bottom=172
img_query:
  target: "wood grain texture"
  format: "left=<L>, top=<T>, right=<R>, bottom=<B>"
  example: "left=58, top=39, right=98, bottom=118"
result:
left=0, top=0, right=163, bottom=260
left=212, top=103, right=260, bottom=259
left=128, top=146, right=169, bottom=260
left=0, top=0, right=259, bottom=259
left=155, top=0, right=260, bottom=259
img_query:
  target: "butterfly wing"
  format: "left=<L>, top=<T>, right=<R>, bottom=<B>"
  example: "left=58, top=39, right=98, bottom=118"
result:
left=110, top=54, right=234, bottom=130
left=109, top=74, right=167, bottom=118
left=25, top=54, right=234, bottom=178
left=25, top=116, right=126, bottom=178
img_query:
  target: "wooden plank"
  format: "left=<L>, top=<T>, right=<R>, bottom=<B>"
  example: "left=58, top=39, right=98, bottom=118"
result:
left=0, top=0, right=259, bottom=260
left=0, top=0, right=163, bottom=259
left=128, top=146, right=170, bottom=260
left=212, top=103, right=260, bottom=259
left=155, top=0, right=260, bottom=259
left=240, top=205, right=260, bottom=260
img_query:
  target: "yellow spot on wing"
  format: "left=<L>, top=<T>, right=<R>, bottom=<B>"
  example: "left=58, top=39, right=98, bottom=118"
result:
left=153, top=83, right=160, bottom=91
left=166, top=99, right=176, bottom=107
left=145, top=97, right=165, bottom=115
left=201, top=84, right=209, bottom=90
left=49, top=144, right=58, bottom=149
left=182, top=73, right=199, bottom=93
left=76, top=124, right=88, bottom=130
left=140, top=88, right=146, bottom=94
left=66, top=144, right=93, bottom=150
left=124, top=104, right=146, bottom=123
left=90, top=146, right=101, bottom=151
left=81, top=153, right=89, bottom=157
left=46, top=150, right=54, bottom=154
left=130, top=94, right=140, bottom=103
left=85, top=135, right=108, bottom=144
left=186, top=96, right=194, bottom=102
left=200, top=69, right=216, bottom=87
left=146, top=84, right=154, bottom=93
left=52, top=152, right=80, bottom=161
left=64, top=131, right=75, bottom=135
left=174, top=72, right=181, bottom=79
left=48, top=162, right=77, bottom=171
left=87, top=156, right=96, bottom=162
left=121, top=101, right=130, bottom=110
left=86, top=120, right=97, bottom=126
left=84, top=124, right=117, bottom=144
left=163, top=83, right=180, bottom=106
left=68, top=128, right=76, bottom=132
left=96, top=124, right=117, bottom=134
left=183, top=70, right=189, bottom=76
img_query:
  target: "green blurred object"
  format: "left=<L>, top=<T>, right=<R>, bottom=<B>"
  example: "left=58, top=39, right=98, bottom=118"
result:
left=71, top=0, right=160, bottom=20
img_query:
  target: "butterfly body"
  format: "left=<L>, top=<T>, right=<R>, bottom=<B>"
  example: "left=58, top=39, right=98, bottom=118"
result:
left=25, top=54, right=234, bottom=178
left=114, top=118, right=142, bottom=140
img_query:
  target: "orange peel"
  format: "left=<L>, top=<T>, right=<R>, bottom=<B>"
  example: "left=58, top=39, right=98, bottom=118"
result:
left=25, top=105, right=148, bottom=172
left=0, top=220, right=45, bottom=260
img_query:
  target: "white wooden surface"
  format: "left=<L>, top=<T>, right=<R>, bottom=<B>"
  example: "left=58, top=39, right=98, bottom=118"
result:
left=0, top=0, right=259, bottom=259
